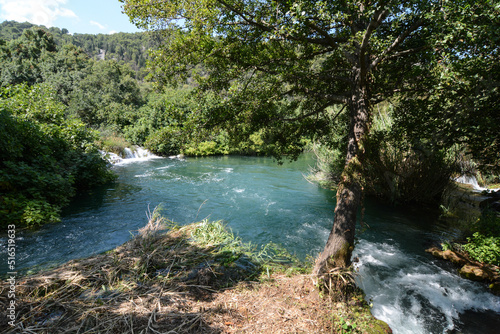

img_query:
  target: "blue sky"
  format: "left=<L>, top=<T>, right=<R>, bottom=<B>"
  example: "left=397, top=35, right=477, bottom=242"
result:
left=0, top=0, right=143, bottom=34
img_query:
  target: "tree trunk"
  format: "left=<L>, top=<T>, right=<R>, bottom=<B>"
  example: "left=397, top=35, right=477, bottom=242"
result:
left=313, top=70, right=370, bottom=277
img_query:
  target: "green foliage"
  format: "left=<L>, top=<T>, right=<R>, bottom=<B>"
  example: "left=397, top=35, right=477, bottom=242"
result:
left=458, top=212, right=500, bottom=266
left=189, top=219, right=304, bottom=274
left=0, top=24, right=146, bottom=137
left=338, top=316, right=357, bottom=334
left=363, top=131, right=457, bottom=205
left=183, top=141, right=219, bottom=156
left=0, top=21, right=154, bottom=79
left=462, top=233, right=500, bottom=266
left=99, top=133, right=132, bottom=156
left=22, top=200, right=61, bottom=227
left=67, top=60, right=143, bottom=128
left=0, top=27, right=58, bottom=86
left=473, top=211, right=500, bottom=237
left=0, top=84, right=115, bottom=227
left=311, top=104, right=457, bottom=205
left=393, top=1, right=500, bottom=174
left=144, top=127, right=183, bottom=156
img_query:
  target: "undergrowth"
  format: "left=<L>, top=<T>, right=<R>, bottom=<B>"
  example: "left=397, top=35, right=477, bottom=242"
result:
left=461, top=211, right=500, bottom=266
left=440, top=211, right=500, bottom=267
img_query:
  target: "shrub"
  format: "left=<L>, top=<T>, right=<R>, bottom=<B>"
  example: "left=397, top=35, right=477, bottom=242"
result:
left=99, top=132, right=131, bottom=156
left=462, top=233, right=500, bottom=266
left=309, top=103, right=458, bottom=205
left=0, top=84, right=115, bottom=228
left=144, top=127, right=183, bottom=156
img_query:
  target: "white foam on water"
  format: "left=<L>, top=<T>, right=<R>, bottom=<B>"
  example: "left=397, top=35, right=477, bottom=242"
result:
left=354, top=239, right=500, bottom=334
left=454, top=175, right=487, bottom=191
left=101, top=147, right=161, bottom=165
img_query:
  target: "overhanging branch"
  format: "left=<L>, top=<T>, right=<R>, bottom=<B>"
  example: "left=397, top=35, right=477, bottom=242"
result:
left=370, top=19, right=425, bottom=70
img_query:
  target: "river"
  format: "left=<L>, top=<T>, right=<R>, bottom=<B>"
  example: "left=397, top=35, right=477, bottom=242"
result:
left=1, top=154, right=499, bottom=333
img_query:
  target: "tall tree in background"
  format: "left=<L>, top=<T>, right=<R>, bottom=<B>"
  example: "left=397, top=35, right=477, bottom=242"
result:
left=121, top=0, right=494, bottom=279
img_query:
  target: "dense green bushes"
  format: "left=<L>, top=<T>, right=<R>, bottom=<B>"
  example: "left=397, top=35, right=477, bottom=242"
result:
left=461, top=212, right=500, bottom=266
left=310, top=103, right=458, bottom=205
left=0, top=25, right=280, bottom=161
left=462, top=232, right=500, bottom=266
left=0, top=84, right=115, bottom=228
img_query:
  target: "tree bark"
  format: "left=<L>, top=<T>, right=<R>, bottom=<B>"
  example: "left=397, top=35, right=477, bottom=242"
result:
left=313, top=69, right=370, bottom=277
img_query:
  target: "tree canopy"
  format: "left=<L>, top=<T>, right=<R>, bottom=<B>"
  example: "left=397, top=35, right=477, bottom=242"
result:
left=122, top=0, right=499, bottom=278
left=393, top=3, right=500, bottom=173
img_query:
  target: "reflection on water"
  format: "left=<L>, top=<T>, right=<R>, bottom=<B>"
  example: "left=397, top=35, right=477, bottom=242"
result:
left=1, top=154, right=499, bottom=333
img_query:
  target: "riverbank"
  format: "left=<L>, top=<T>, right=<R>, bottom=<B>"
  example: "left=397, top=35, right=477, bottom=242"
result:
left=426, top=182, right=500, bottom=294
left=426, top=246, right=500, bottom=294
left=0, top=213, right=391, bottom=334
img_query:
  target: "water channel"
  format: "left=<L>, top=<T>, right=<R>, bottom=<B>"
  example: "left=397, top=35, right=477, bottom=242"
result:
left=1, top=154, right=499, bottom=333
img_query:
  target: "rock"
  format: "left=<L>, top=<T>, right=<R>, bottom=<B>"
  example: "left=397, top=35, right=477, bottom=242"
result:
left=425, top=247, right=468, bottom=266
left=489, top=190, right=500, bottom=199
left=479, top=197, right=498, bottom=210
left=425, top=246, right=442, bottom=257
left=442, top=250, right=469, bottom=266
left=367, top=319, right=393, bottom=334
left=490, top=201, right=500, bottom=212
left=427, top=246, right=500, bottom=292
left=459, top=265, right=494, bottom=281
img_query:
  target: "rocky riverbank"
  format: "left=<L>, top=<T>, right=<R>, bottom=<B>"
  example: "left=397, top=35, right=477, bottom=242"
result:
left=426, top=247, right=500, bottom=295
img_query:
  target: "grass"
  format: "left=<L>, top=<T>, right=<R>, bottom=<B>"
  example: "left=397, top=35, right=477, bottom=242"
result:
left=0, top=208, right=391, bottom=334
left=99, top=133, right=131, bottom=157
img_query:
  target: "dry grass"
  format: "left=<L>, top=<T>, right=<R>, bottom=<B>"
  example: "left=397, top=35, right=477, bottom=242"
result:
left=0, top=211, right=390, bottom=334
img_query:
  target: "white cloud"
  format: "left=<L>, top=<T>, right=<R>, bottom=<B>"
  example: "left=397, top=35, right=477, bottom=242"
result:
left=90, top=20, right=105, bottom=30
left=0, top=0, right=77, bottom=27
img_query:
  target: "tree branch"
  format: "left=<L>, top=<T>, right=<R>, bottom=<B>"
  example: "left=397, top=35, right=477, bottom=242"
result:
left=370, top=19, right=425, bottom=70
left=216, top=0, right=342, bottom=47
left=304, top=20, right=348, bottom=47
left=359, top=8, right=389, bottom=76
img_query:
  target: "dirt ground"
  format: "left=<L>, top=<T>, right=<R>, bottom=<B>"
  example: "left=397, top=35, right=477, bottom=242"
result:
left=186, top=274, right=334, bottom=333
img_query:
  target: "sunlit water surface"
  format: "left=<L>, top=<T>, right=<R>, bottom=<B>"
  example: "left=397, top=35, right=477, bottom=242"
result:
left=1, top=155, right=499, bottom=333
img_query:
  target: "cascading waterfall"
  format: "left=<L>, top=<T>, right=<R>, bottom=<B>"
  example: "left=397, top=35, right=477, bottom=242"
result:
left=123, top=147, right=156, bottom=159
left=101, top=146, right=160, bottom=164
left=354, top=240, right=500, bottom=334
left=454, top=175, right=487, bottom=192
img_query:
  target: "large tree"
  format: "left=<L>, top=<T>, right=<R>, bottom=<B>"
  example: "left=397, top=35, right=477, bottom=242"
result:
left=121, top=0, right=488, bottom=279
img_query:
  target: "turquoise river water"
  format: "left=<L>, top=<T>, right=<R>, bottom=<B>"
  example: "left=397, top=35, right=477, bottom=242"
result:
left=1, top=154, right=499, bottom=333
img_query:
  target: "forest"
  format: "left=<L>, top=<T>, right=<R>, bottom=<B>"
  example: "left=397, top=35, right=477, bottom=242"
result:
left=1, top=0, right=499, bottom=276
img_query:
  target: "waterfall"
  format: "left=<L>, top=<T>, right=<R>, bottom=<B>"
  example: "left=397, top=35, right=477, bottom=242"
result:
left=354, top=240, right=500, bottom=333
left=123, top=147, right=157, bottom=159
left=454, top=175, right=487, bottom=192
left=101, top=146, right=160, bottom=164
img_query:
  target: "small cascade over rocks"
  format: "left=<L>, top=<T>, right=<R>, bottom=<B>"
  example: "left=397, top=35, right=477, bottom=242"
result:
left=454, top=175, right=487, bottom=192
left=101, top=146, right=160, bottom=164
left=123, top=147, right=157, bottom=159
left=454, top=174, right=500, bottom=193
left=453, top=174, right=500, bottom=212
